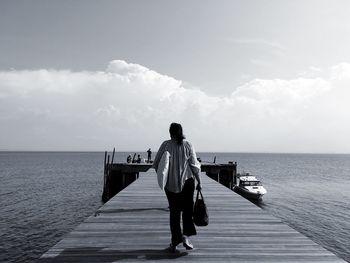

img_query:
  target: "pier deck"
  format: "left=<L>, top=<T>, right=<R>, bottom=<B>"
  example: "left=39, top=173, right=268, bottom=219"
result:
left=39, top=171, right=345, bottom=262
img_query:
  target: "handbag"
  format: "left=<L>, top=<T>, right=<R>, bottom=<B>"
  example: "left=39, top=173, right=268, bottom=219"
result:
left=193, top=190, right=209, bottom=226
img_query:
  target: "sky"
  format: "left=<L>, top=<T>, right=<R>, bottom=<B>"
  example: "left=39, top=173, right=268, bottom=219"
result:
left=1, top=0, right=350, bottom=152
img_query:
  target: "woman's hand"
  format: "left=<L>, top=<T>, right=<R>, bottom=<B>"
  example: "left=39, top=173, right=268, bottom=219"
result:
left=196, top=183, right=202, bottom=191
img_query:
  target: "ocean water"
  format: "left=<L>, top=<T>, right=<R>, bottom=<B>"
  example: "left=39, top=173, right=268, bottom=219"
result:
left=0, top=152, right=349, bottom=262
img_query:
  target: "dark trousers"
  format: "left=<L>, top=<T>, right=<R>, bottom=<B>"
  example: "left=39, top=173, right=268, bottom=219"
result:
left=165, top=178, right=197, bottom=246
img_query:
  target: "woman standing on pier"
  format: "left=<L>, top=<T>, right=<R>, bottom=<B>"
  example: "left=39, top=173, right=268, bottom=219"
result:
left=153, top=123, right=202, bottom=252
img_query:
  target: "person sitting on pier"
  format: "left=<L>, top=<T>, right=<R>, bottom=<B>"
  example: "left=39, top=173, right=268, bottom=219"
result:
left=126, top=154, right=132, bottom=163
left=153, top=122, right=202, bottom=252
left=136, top=154, right=142, bottom=163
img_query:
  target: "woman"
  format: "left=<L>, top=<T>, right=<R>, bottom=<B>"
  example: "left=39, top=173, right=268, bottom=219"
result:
left=153, top=123, right=202, bottom=252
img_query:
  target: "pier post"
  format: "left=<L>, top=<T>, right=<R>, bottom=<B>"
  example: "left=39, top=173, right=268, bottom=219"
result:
left=204, top=162, right=236, bottom=190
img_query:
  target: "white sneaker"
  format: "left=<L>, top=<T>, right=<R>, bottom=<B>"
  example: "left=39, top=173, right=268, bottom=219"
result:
left=182, top=236, right=194, bottom=250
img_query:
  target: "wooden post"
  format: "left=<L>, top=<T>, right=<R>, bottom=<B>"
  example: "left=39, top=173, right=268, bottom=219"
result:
left=234, top=162, right=237, bottom=185
left=104, top=151, right=107, bottom=174
left=102, top=153, right=111, bottom=203
left=103, top=151, right=107, bottom=188
left=111, top=147, right=115, bottom=165
left=122, top=172, right=126, bottom=188
left=106, top=154, right=110, bottom=199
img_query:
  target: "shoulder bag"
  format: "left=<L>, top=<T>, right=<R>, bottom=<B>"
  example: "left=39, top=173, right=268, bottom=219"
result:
left=193, top=189, right=209, bottom=226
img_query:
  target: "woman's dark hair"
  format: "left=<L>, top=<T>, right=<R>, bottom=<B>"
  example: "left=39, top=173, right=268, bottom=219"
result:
left=169, top=123, right=185, bottom=145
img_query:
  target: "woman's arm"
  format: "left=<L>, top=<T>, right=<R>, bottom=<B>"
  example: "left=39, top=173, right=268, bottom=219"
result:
left=188, top=143, right=202, bottom=189
left=152, top=141, right=167, bottom=172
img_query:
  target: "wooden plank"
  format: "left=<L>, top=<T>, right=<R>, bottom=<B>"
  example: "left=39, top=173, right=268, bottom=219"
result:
left=38, top=171, right=345, bottom=262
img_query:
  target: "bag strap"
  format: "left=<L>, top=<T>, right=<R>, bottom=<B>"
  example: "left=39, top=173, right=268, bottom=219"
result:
left=196, top=189, right=204, bottom=201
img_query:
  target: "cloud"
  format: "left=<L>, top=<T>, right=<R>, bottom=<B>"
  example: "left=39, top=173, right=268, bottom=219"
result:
left=229, top=38, right=287, bottom=67
left=229, top=38, right=286, bottom=52
left=297, top=66, right=325, bottom=78
left=1, top=60, right=350, bottom=152
left=250, top=58, right=274, bottom=68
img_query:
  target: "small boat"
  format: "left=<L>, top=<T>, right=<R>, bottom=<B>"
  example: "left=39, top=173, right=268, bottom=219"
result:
left=233, top=173, right=267, bottom=200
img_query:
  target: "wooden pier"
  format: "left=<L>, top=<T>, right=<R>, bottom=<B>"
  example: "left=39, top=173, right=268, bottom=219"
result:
left=39, top=168, right=345, bottom=262
left=102, top=162, right=237, bottom=203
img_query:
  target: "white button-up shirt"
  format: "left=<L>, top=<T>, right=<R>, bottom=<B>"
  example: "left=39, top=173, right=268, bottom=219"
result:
left=153, top=139, right=201, bottom=193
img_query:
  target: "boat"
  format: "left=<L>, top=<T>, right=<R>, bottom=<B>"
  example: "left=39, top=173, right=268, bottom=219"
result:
left=233, top=173, right=267, bottom=200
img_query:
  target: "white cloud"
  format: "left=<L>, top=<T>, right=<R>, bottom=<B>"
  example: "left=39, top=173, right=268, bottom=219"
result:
left=1, top=60, right=350, bottom=152
left=229, top=38, right=286, bottom=52
left=250, top=58, right=274, bottom=68
left=297, top=66, right=325, bottom=78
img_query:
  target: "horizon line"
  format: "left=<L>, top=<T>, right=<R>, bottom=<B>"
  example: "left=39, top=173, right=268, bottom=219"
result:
left=1, top=150, right=350, bottom=155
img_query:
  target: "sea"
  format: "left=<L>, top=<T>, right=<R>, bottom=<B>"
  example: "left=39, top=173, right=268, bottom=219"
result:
left=0, top=152, right=349, bottom=262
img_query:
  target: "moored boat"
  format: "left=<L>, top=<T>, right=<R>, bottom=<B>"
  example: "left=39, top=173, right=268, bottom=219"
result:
left=233, top=173, right=267, bottom=200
